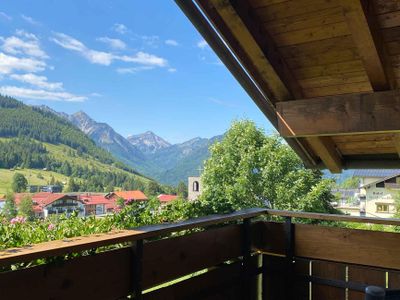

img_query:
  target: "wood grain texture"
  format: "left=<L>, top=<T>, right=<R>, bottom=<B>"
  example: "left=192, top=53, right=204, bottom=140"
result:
left=312, top=260, right=346, bottom=299
left=341, top=0, right=395, bottom=90
left=295, top=224, right=400, bottom=270
left=306, top=136, right=343, bottom=173
left=348, top=265, right=386, bottom=300
left=142, top=225, right=242, bottom=289
left=143, top=261, right=244, bottom=300
left=0, top=248, right=133, bottom=300
left=277, top=89, right=400, bottom=137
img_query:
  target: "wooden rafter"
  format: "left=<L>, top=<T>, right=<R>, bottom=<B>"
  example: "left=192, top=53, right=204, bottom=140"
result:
left=199, top=0, right=342, bottom=172
left=341, top=0, right=396, bottom=91
left=277, top=90, right=400, bottom=137
left=306, top=137, right=343, bottom=173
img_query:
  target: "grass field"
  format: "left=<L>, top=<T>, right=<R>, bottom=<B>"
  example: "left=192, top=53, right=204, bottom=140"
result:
left=0, top=168, right=68, bottom=195
left=0, top=138, right=150, bottom=194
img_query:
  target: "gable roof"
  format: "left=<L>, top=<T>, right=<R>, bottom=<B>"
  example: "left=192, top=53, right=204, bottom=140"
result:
left=361, top=172, right=400, bottom=188
left=157, top=194, right=178, bottom=203
left=113, top=191, right=148, bottom=201
left=353, top=169, right=400, bottom=178
left=177, top=0, right=400, bottom=173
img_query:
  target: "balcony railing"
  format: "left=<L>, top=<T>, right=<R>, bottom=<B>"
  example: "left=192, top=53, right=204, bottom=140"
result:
left=1, top=208, right=400, bottom=299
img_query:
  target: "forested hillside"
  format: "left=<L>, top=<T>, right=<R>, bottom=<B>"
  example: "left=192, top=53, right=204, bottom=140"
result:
left=0, top=95, right=151, bottom=192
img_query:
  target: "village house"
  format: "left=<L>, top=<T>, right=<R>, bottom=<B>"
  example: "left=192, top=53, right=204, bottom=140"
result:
left=358, top=173, right=400, bottom=218
left=157, top=194, right=178, bottom=206
left=79, top=193, right=109, bottom=216
left=14, top=192, right=86, bottom=218
left=109, top=190, right=148, bottom=204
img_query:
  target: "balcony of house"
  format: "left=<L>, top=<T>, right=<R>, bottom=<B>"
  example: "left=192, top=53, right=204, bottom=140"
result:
left=1, top=208, right=400, bottom=300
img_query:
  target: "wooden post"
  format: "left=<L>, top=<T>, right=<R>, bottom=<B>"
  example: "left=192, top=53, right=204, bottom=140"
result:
left=241, top=218, right=252, bottom=299
left=132, top=239, right=143, bottom=300
left=284, top=217, right=295, bottom=300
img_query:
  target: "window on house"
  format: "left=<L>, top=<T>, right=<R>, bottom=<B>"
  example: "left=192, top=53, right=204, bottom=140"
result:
left=376, top=204, right=389, bottom=213
left=193, top=181, right=199, bottom=192
left=376, top=182, right=385, bottom=188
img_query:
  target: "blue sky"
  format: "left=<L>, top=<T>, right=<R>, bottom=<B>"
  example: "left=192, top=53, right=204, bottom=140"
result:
left=0, top=0, right=274, bottom=143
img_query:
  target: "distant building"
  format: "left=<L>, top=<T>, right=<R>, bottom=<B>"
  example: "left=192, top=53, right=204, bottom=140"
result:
left=14, top=193, right=85, bottom=218
left=335, top=170, right=400, bottom=218
left=79, top=194, right=109, bottom=216
left=158, top=194, right=178, bottom=205
left=27, top=185, right=62, bottom=193
left=110, top=190, right=148, bottom=204
left=332, top=188, right=360, bottom=216
left=188, top=176, right=202, bottom=201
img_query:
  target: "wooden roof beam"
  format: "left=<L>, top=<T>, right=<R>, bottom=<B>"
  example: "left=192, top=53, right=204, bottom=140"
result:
left=277, top=90, right=400, bottom=137
left=307, top=137, right=343, bottom=173
left=341, top=0, right=396, bottom=90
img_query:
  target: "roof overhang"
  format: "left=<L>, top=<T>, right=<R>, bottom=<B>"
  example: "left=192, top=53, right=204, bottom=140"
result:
left=176, top=0, right=400, bottom=173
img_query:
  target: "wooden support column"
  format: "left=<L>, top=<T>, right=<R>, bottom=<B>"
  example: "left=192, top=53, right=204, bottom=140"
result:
left=341, top=0, right=396, bottom=90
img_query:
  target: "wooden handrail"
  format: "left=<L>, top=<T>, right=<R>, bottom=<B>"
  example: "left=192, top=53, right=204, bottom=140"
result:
left=1, top=207, right=400, bottom=267
left=266, top=209, right=400, bottom=226
left=0, top=208, right=267, bottom=267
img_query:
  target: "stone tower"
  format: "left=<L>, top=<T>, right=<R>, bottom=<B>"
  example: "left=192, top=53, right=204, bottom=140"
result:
left=188, top=176, right=202, bottom=201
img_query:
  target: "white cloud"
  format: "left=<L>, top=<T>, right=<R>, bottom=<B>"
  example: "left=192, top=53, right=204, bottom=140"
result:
left=21, top=14, right=40, bottom=26
left=1, top=30, right=48, bottom=59
left=197, top=39, right=208, bottom=49
left=10, top=73, right=63, bottom=91
left=0, top=86, right=87, bottom=102
left=119, top=52, right=167, bottom=67
left=97, top=37, right=126, bottom=50
left=0, top=12, right=12, bottom=21
left=51, top=32, right=113, bottom=65
left=112, top=23, right=128, bottom=34
left=116, top=66, right=154, bottom=74
left=0, top=52, right=46, bottom=74
left=165, top=39, right=179, bottom=46
left=168, top=68, right=177, bottom=73
left=52, top=32, right=167, bottom=67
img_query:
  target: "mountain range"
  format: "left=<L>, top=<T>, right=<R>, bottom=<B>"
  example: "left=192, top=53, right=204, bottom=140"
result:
left=38, top=106, right=221, bottom=186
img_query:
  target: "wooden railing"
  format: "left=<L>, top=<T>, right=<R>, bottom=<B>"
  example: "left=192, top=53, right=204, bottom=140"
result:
left=1, top=208, right=400, bottom=299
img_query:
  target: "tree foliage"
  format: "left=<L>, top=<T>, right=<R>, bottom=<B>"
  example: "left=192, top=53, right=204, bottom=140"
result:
left=12, top=173, right=28, bottom=193
left=19, top=195, right=34, bottom=221
left=200, top=120, right=337, bottom=214
left=3, top=192, right=17, bottom=219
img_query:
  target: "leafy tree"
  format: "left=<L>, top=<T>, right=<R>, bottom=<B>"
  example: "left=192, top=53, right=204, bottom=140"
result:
left=339, top=176, right=360, bottom=189
left=19, top=195, right=34, bottom=221
left=12, top=173, right=28, bottom=193
left=116, top=197, right=125, bottom=208
left=176, top=181, right=188, bottom=198
left=3, top=192, right=17, bottom=219
left=145, top=181, right=162, bottom=196
left=200, top=120, right=337, bottom=214
left=65, top=178, right=79, bottom=192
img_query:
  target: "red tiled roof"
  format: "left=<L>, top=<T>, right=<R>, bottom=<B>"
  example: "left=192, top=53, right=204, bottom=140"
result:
left=79, top=194, right=109, bottom=205
left=113, top=191, right=148, bottom=201
left=14, top=193, right=82, bottom=214
left=158, top=194, right=178, bottom=203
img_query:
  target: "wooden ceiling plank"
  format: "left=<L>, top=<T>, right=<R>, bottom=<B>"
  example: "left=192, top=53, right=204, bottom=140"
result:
left=277, top=90, right=400, bottom=137
left=341, top=0, right=396, bottom=90
left=306, top=137, right=342, bottom=173
left=204, top=0, right=345, bottom=171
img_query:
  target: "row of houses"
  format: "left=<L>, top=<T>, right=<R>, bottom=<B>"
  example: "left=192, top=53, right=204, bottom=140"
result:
left=335, top=169, right=400, bottom=218
left=0, top=191, right=180, bottom=218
